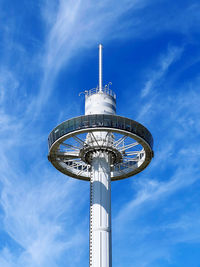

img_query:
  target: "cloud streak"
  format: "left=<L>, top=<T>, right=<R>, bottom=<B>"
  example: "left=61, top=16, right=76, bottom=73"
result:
left=0, top=1, right=200, bottom=266
left=141, top=46, right=183, bottom=97
left=113, top=64, right=200, bottom=266
left=34, top=0, right=150, bottom=113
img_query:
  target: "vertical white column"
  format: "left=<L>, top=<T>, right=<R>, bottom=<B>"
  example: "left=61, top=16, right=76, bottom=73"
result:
left=90, top=152, right=112, bottom=267
left=99, top=44, right=103, bottom=92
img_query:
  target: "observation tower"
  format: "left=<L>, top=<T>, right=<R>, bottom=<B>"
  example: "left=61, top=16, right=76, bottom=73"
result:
left=48, top=44, right=154, bottom=267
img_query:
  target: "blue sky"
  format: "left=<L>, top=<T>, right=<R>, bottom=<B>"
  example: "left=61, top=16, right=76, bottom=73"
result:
left=0, top=0, right=200, bottom=266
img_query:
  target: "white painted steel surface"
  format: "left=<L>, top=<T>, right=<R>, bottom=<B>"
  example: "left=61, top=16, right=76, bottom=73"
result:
left=47, top=44, right=153, bottom=267
left=85, top=93, right=116, bottom=115
left=85, top=44, right=116, bottom=116
left=99, top=44, right=103, bottom=92
left=89, top=45, right=113, bottom=266
left=90, top=153, right=112, bottom=267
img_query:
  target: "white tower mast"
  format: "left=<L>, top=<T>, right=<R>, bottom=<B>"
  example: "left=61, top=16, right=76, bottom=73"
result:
left=99, top=44, right=103, bottom=92
left=48, top=45, right=154, bottom=267
left=89, top=44, right=112, bottom=267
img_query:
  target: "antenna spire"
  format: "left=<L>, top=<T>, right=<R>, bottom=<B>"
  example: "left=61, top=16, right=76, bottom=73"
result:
left=99, top=44, right=103, bottom=92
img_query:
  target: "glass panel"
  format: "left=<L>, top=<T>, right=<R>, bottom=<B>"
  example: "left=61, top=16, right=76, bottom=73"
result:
left=59, top=124, right=65, bottom=136
left=117, top=117, right=124, bottom=129
left=82, top=118, right=89, bottom=128
left=135, top=123, right=140, bottom=136
left=68, top=119, right=74, bottom=132
left=96, top=115, right=103, bottom=126
left=51, top=133, right=54, bottom=145
left=89, top=115, right=96, bottom=127
left=63, top=120, right=69, bottom=134
left=48, top=115, right=153, bottom=151
left=103, top=115, right=111, bottom=127
left=130, top=120, right=137, bottom=133
left=51, top=134, right=54, bottom=145
left=111, top=115, right=117, bottom=128
left=48, top=137, right=51, bottom=149
left=75, top=117, right=81, bottom=130
left=125, top=118, right=131, bottom=131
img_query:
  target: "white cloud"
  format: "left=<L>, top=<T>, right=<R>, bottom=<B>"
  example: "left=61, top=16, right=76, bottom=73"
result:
left=141, top=46, right=184, bottom=97
left=33, top=0, right=151, bottom=114
left=115, top=166, right=199, bottom=228
left=118, top=83, right=200, bottom=217
left=112, top=81, right=200, bottom=265
left=0, top=70, right=88, bottom=266
left=0, top=163, right=88, bottom=267
left=0, top=1, right=200, bottom=266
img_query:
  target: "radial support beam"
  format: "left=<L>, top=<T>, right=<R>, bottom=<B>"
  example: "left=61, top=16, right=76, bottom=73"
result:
left=90, top=152, right=112, bottom=267
left=99, top=44, right=103, bottom=92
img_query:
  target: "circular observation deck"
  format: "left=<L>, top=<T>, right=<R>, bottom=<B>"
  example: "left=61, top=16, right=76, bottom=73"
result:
left=48, top=114, right=154, bottom=181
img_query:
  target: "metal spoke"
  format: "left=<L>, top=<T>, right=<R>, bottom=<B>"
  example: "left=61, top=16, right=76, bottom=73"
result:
left=125, top=151, right=141, bottom=156
left=113, top=164, right=124, bottom=173
left=113, top=135, right=127, bottom=147
left=122, top=159, right=139, bottom=170
left=56, top=158, right=80, bottom=163
left=77, top=165, right=88, bottom=176
left=65, top=160, right=85, bottom=168
left=72, top=135, right=87, bottom=147
left=91, top=132, right=101, bottom=148
left=60, top=142, right=80, bottom=150
left=116, top=166, right=127, bottom=175
left=119, top=142, right=139, bottom=152
left=63, top=158, right=81, bottom=162
left=101, top=132, right=110, bottom=147
left=123, top=157, right=140, bottom=162
left=121, top=161, right=138, bottom=169
left=56, top=151, right=79, bottom=157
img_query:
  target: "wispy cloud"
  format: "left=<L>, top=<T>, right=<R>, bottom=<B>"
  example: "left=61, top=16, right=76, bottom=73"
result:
left=141, top=46, right=183, bottom=97
left=123, top=81, right=200, bottom=216
left=1, top=1, right=200, bottom=266
left=0, top=61, right=88, bottom=267
left=0, top=160, right=88, bottom=267
left=113, top=77, right=200, bottom=265
left=115, top=163, right=199, bottom=225
left=34, top=0, right=150, bottom=113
